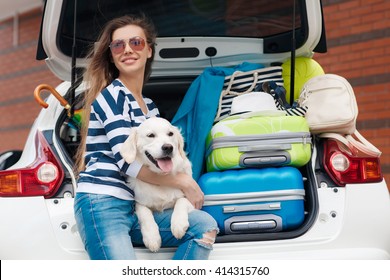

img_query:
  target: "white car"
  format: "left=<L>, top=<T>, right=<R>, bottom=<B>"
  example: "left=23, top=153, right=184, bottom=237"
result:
left=1, top=0, right=389, bottom=260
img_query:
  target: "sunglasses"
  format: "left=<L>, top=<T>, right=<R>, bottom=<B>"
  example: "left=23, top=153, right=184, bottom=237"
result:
left=109, top=36, right=146, bottom=54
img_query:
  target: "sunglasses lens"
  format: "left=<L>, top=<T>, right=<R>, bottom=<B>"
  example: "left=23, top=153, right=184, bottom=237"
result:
left=129, top=37, right=145, bottom=51
left=109, top=37, right=146, bottom=54
left=110, top=40, right=126, bottom=54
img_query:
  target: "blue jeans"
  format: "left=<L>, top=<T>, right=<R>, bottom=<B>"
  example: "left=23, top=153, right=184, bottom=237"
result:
left=74, top=193, right=218, bottom=260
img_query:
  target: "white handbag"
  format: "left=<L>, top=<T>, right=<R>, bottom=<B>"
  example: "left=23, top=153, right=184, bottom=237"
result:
left=299, top=74, right=358, bottom=134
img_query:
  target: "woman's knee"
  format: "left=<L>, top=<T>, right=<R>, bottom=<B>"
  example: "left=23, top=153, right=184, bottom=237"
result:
left=188, top=210, right=219, bottom=242
left=198, top=229, right=217, bottom=247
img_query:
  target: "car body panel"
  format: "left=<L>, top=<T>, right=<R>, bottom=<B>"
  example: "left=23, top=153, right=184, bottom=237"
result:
left=2, top=181, right=389, bottom=259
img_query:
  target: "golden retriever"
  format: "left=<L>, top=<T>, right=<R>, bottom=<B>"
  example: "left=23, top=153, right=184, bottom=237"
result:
left=120, top=117, right=194, bottom=252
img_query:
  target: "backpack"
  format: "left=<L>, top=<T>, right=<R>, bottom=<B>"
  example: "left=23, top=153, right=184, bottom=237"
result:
left=298, top=74, right=358, bottom=135
left=298, top=74, right=381, bottom=157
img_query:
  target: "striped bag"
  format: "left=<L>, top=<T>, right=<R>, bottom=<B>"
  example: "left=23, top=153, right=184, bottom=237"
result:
left=275, top=100, right=307, bottom=117
left=263, top=81, right=307, bottom=117
left=214, top=66, right=284, bottom=123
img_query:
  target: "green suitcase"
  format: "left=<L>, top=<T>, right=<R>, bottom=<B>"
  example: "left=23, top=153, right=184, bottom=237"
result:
left=206, top=115, right=312, bottom=172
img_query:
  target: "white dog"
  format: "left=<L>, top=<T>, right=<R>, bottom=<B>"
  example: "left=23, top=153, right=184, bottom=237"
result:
left=120, top=117, right=194, bottom=252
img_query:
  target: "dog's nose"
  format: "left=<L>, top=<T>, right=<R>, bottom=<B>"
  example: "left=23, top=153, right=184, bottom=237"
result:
left=161, top=144, right=173, bottom=155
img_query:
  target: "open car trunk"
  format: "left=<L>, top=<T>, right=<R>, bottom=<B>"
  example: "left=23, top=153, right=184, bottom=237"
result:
left=55, top=76, right=319, bottom=244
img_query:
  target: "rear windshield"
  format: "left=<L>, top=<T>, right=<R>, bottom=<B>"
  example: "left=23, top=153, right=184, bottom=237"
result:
left=59, top=0, right=302, bottom=57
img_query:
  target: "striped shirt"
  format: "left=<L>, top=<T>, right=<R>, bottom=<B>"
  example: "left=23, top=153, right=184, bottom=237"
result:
left=77, top=79, right=160, bottom=200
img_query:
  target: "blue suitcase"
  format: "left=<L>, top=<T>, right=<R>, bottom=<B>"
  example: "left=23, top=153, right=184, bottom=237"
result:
left=198, top=167, right=305, bottom=234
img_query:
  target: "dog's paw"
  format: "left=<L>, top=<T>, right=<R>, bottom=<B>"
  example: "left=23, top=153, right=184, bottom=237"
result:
left=171, top=215, right=189, bottom=239
left=141, top=223, right=162, bottom=252
left=143, top=233, right=162, bottom=252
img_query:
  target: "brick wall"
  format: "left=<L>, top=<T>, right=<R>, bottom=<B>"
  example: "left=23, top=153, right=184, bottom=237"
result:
left=314, top=0, right=390, bottom=185
left=0, top=1, right=389, bottom=185
left=0, top=7, right=61, bottom=151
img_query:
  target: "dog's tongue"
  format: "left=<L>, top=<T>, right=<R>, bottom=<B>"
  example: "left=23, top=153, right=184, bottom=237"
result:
left=157, top=158, right=173, bottom=173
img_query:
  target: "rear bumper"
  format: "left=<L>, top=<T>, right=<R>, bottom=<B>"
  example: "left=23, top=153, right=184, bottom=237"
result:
left=1, top=180, right=389, bottom=260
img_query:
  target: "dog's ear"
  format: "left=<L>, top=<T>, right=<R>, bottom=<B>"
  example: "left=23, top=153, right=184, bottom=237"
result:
left=120, top=129, right=138, bottom=163
left=174, top=126, right=187, bottom=160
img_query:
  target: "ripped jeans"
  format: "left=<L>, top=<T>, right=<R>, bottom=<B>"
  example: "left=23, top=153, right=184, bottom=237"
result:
left=74, top=193, right=218, bottom=260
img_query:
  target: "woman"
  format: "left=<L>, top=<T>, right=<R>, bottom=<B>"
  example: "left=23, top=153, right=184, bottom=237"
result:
left=74, top=14, right=218, bottom=260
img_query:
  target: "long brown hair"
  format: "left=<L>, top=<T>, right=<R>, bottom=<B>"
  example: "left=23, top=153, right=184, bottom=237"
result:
left=74, top=14, right=157, bottom=174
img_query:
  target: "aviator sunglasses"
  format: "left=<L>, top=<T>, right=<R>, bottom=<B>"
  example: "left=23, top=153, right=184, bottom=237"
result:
left=109, top=36, right=146, bottom=54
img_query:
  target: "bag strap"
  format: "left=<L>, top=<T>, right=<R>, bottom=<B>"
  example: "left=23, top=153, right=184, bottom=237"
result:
left=319, top=131, right=381, bottom=157
left=224, top=70, right=259, bottom=95
left=215, top=70, right=260, bottom=120
left=346, top=130, right=381, bottom=157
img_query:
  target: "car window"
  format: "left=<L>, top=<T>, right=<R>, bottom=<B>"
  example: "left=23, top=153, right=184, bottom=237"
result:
left=57, top=0, right=302, bottom=57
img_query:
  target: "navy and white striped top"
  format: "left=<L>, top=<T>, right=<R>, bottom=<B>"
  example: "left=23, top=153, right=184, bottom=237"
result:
left=77, top=79, right=159, bottom=200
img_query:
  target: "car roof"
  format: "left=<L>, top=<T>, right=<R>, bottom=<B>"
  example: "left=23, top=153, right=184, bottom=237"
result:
left=37, top=0, right=326, bottom=81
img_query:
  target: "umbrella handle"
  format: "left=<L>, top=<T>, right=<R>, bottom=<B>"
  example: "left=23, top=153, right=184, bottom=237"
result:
left=34, top=84, right=71, bottom=110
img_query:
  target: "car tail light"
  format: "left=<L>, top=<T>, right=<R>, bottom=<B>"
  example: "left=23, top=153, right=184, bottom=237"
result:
left=0, top=131, right=64, bottom=198
left=323, top=139, right=382, bottom=186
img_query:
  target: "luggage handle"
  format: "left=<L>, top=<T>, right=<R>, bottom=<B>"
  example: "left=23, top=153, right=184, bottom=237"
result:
left=238, top=144, right=292, bottom=152
left=224, top=214, right=283, bottom=234
left=223, top=202, right=281, bottom=213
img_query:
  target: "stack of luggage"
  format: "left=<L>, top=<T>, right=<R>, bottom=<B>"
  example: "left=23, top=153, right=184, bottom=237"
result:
left=198, top=67, right=312, bottom=235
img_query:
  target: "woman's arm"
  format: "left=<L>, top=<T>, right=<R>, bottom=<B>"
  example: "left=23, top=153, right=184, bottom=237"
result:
left=137, top=166, right=204, bottom=209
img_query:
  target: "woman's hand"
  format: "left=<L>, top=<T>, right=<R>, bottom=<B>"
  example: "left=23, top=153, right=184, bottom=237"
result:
left=175, top=173, right=204, bottom=210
